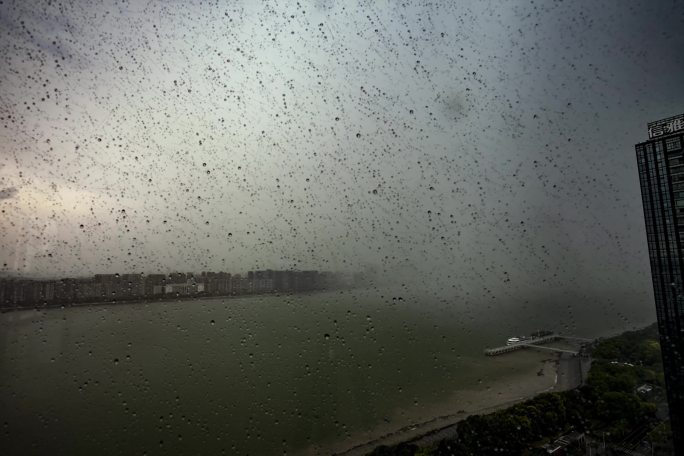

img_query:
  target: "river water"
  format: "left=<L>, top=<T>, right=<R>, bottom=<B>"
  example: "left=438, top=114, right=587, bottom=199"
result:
left=0, top=287, right=654, bottom=455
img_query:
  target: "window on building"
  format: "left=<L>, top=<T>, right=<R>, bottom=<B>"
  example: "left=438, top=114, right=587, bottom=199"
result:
left=667, top=137, right=682, bottom=152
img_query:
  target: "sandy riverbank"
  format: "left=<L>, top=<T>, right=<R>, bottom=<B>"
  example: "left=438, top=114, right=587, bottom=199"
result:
left=296, top=353, right=566, bottom=456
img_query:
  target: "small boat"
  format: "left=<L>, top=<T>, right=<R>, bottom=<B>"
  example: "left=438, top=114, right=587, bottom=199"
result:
left=506, top=330, right=554, bottom=345
left=506, top=337, right=521, bottom=345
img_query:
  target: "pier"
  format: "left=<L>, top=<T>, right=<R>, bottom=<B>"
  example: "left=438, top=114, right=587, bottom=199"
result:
left=484, top=334, right=590, bottom=356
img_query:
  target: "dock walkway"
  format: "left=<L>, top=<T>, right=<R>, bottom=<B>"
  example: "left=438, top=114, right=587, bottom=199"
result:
left=484, top=334, right=588, bottom=356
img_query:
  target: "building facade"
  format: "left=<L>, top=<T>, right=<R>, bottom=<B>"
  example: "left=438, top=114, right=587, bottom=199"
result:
left=635, top=113, right=684, bottom=451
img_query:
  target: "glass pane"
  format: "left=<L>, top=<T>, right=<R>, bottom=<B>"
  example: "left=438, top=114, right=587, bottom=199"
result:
left=1, top=0, right=681, bottom=455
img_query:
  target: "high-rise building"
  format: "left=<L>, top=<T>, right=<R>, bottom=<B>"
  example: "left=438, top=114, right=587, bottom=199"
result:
left=635, top=113, right=684, bottom=451
left=145, top=274, right=167, bottom=296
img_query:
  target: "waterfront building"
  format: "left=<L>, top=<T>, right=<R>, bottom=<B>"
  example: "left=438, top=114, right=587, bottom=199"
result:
left=200, top=271, right=216, bottom=294
left=7, top=280, right=53, bottom=305
left=231, top=274, right=250, bottom=294
left=121, top=274, right=145, bottom=297
left=216, top=272, right=231, bottom=295
left=169, top=272, right=187, bottom=284
left=635, top=113, right=684, bottom=451
left=145, top=274, right=167, bottom=296
left=94, top=274, right=116, bottom=299
left=201, top=271, right=231, bottom=295
left=164, top=280, right=204, bottom=295
left=42, top=281, right=55, bottom=302
left=55, top=278, right=77, bottom=302
left=272, top=270, right=281, bottom=291
left=74, top=278, right=103, bottom=301
left=253, top=270, right=274, bottom=293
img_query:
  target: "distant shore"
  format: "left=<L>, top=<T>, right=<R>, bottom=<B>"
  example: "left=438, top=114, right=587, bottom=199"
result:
left=0, top=287, right=345, bottom=313
left=310, top=351, right=582, bottom=456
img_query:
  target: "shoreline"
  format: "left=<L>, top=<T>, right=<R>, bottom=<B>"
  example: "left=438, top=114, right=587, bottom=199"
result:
left=0, top=287, right=349, bottom=314
left=316, top=352, right=577, bottom=456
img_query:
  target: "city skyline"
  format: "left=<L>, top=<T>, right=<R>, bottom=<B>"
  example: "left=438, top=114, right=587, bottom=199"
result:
left=0, top=268, right=364, bottom=308
left=0, top=265, right=367, bottom=280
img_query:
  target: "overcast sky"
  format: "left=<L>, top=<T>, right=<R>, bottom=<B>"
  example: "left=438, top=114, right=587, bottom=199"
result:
left=1, top=0, right=683, bottom=301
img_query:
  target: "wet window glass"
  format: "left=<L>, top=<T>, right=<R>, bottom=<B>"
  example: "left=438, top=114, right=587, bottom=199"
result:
left=1, top=1, right=682, bottom=455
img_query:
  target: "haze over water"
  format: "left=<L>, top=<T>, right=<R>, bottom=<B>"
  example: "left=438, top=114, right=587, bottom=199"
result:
left=1, top=288, right=654, bottom=455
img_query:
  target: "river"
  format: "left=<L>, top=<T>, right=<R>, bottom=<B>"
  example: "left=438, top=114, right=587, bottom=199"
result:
left=0, top=287, right=654, bottom=455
